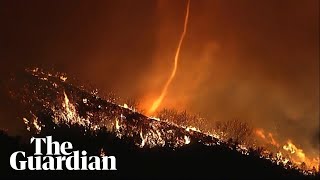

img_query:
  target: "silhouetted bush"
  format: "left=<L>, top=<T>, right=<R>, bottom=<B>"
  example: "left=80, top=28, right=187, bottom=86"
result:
left=157, top=108, right=205, bottom=129
left=215, top=119, right=253, bottom=144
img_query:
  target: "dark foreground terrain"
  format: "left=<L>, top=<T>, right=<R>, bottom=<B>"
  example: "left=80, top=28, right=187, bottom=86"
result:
left=0, top=129, right=317, bottom=179
left=0, top=69, right=318, bottom=179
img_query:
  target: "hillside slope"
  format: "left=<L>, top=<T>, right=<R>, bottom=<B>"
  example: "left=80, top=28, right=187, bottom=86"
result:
left=1, top=69, right=317, bottom=179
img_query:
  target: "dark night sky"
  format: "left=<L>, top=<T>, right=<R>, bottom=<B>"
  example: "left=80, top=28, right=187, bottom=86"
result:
left=0, top=0, right=319, bottom=157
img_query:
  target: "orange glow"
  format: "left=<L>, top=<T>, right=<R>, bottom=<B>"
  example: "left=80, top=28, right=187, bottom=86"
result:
left=148, top=0, right=191, bottom=115
left=255, top=129, right=279, bottom=148
left=255, top=129, right=266, bottom=139
left=268, top=133, right=280, bottom=148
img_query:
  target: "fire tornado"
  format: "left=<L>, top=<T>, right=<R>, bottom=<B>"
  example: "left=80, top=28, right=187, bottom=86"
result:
left=148, top=0, right=191, bottom=115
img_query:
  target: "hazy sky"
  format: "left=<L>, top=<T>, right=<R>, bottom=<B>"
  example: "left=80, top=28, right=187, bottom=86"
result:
left=0, top=0, right=319, bottom=156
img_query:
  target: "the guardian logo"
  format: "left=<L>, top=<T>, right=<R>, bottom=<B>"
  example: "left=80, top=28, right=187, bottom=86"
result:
left=10, top=136, right=117, bottom=170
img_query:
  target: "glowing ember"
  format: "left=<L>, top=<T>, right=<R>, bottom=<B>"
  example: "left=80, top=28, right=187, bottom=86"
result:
left=100, top=148, right=106, bottom=157
left=60, top=75, right=67, bottom=82
left=186, top=126, right=200, bottom=132
left=184, top=135, right=191, bottom=144
left=32, top=117, right=41, bottom=133
left=23, top=118, right=30, bottom=131
left=115, top=118, right=120, bottom=130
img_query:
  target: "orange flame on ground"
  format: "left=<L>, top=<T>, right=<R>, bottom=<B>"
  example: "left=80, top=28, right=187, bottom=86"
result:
left=148, top=0, right=191, bottom=115
left=283, top=140, right=319, bottom=171
left=255, top=128, right=319, bottom=171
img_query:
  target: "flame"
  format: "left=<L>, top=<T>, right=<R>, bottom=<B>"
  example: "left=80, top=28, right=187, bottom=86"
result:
left=283, top=140, right=319, bottom=171
left=184, top=135, right=191, bottom=144
left=63, top=91, right=75, bottom=120
left=255, top=129, right=280, bottom=148
left=148, top=0, right=191, bottom=115
left=32, top=116, right=41, bottom=133
left=255, top=128, right=319, bottom=171
left=60, top=76, right=67, bottom=82
left=268, top=133, right=279, bottom=148
left=283, top=140, right=306, bottom=165
left=115, top=118, right=120, bottom=130
left=140, top=130, right=146, bottom=148
left=255, top=129, right=266, bottom=139
left=186, top=126, right=201, bottom=132
left=283, top=140, right=298, bottom=154
left=23, top=115, right=42, bottom=133
left=51, top=91, right=90, bottom=127
left=23, top=118, right=30, bottom=131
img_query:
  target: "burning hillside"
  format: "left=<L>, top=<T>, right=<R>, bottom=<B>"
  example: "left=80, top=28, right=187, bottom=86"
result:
left=13, top=68, right=222, bottom=149
left=1, top=0, right=318, bottom=178
left=0, top=68, right=316, bottom=179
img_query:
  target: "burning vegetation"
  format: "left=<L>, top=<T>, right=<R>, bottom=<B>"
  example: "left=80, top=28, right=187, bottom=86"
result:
left=4, top=68, right=319, bottom=178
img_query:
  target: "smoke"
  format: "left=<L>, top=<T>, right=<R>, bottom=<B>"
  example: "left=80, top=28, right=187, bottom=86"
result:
left=0, top=0, right=318, bottom=159
left=141, top=0, right=319, bottom=158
